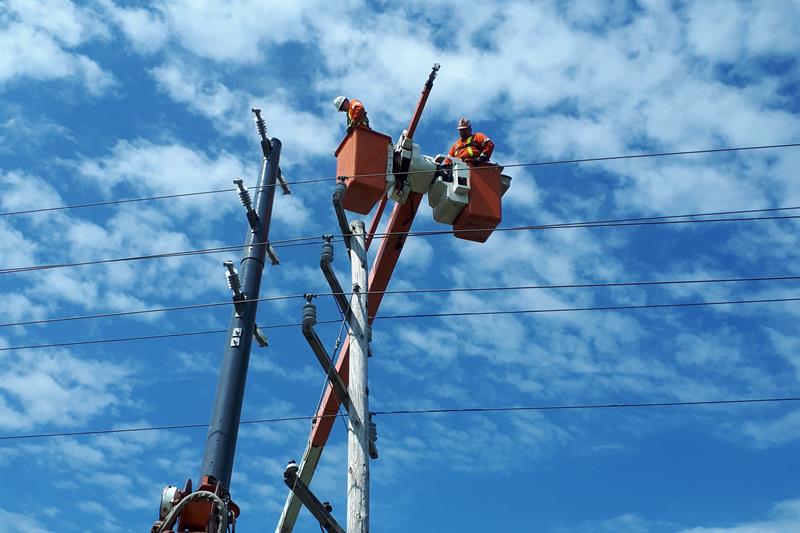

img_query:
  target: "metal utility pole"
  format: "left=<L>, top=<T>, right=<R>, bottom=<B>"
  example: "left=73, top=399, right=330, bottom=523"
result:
left=347, top=220, right=370, bottom=533
left=200, top=124, right=282, bottom=492
left=154, top=108, right=282, bottom=533
left=200, top=139, right=281, bottom=489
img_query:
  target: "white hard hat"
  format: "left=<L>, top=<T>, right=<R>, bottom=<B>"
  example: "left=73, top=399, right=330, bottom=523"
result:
left=332, top=96, right=347, bottom=111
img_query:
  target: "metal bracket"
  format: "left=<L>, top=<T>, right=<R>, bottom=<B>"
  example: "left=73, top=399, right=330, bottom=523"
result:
left=277, top=168, right=291, bottom=195
left=283, top=461, right=346, bottom=533
left=253, top=324, right=268, bottom=348
left=267, top=244, right=280, bottom=265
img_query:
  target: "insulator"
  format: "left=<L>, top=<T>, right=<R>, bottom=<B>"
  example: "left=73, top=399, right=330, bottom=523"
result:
left=302, top=299, right=317, bottom=326
left=251, top=108, right=268, bottom=139
left=334, top=180, right=346, bottom=197
left=233, top=178, right=253, bottom=210
left=369, top=420, right=377, bottom=442
left=320, top=240, right=334, bottom=264
left=224, top=261, right=241, bottom=294
left=255, top=117, right=267, bottom=138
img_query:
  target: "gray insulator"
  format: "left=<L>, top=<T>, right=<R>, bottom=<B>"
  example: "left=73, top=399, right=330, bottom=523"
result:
left=224, top=261, right=242, bottom=293
left=227, top=273, right=241, bottom=294
left=334, top=180, right=346, bottom=197
left=321, top=241, right=334, bottom=264
left=255, top=117, right=267, bottom=139
left=366, top=325, right=372, bottom=343
left=302, top=300, right=317, bottom=326
left=238, top=187, right=253, bottom=210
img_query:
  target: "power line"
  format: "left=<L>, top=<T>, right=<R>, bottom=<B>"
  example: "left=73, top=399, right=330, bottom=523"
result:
left=2, top=143, right=796, bottom=217
left=3, top=206, right=799, bottom=275
left=2, top=274, right=799, bottom=328
left=3, top=296, right=798, bottom=352
left=2, top=396, right=798, bottom=441
left=0, top=236, right=322, bottom=275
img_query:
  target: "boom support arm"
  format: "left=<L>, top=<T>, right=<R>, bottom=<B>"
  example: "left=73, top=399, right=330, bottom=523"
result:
left=406, top=63, right=440, bottom=140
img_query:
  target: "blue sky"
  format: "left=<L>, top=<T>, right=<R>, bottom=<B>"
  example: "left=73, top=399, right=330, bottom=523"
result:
left=1, top=1, right=799, bottom=531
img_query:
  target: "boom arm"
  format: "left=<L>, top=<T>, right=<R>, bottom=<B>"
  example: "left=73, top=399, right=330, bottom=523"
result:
left=275, top=193, right=423, bottom=533
left=406, top=63, right=440, bottom=140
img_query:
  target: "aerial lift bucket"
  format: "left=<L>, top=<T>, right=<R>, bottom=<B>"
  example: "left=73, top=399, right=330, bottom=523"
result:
left=452, top=162, right=505, bottom=243
left=334, top=126, right=393, bottom=214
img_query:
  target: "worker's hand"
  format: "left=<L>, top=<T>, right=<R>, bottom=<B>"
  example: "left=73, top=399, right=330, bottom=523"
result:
left=477, top=154, right=489, bottom=162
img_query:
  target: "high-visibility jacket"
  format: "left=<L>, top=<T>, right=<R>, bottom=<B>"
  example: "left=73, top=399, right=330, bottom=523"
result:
left=448, top=132, right=494, bottom=162
left=347, top=99, right=370, bottom=128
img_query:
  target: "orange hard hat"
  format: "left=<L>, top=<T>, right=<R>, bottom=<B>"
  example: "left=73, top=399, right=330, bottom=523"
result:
left=457, top=117, right=472, bottom=130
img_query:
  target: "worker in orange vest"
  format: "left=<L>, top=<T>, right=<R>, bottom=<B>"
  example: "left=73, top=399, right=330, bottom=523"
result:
left=333, top=96, right=370, bottom=129
left=446, top=118, right=494, bottom=164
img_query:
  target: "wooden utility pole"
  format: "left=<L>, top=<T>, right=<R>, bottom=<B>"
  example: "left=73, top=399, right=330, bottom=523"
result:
left=347, top=219, right=370, bottom=533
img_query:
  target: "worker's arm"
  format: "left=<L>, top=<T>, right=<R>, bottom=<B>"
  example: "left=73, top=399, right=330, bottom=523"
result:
left=476, top=133, right=494, bottom=159
left=444, top=141, right=458, bottom=165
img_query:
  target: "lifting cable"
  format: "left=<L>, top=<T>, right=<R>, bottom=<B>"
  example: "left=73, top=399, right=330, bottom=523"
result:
left=2, top=396, right=799, bottom=442
left=1, top=143, right=797, bottom=218
left=2, top=205, right=799, bottom=275
left=2, top=296, right=799, bottom=352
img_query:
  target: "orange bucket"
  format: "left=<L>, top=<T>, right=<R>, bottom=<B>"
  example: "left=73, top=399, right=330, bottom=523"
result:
left=453, top=163, right=503, bottom=243
left=334, top=126, right=392, bottom=214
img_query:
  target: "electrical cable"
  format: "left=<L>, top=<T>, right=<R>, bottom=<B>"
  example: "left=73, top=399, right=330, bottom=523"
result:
left=1, top=143, right=797, bottom=218
left=0, top=235, right=322, bottom=275
left=1, top=274, right=798, bottom=328
left=2, top=296, right=798, bottom=352
left=2, top=396, right=798, bottom=441
left=3, top=205, right=798, bottom=275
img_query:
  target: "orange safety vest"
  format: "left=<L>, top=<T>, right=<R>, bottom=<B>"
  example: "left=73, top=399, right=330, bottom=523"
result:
left=347, top=99, right=370, bottom=128
left=448, top=132, right=494, bottom=161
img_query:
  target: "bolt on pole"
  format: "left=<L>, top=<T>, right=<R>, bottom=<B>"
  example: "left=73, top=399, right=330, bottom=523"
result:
left=347, top=219, right=370, bottom=533
left=199, top=137, right=282, bottom=491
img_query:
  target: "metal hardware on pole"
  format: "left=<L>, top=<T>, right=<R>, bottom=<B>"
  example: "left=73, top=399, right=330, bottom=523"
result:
left=347, top=219, right=370, bottom=533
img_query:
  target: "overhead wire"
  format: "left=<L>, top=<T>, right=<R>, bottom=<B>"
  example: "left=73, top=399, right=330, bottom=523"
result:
left=2, top=273, right=799, bottom=328
left=3, top=205, right=799, bottom=275
left=2, top=396, right=798, bottom=441
left=2, top=296, right=798, bottom=352
left=1, top=143, right=797, bottom=218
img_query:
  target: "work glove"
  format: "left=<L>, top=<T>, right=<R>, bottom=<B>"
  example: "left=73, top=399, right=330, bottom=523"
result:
left=477, top=154, right=489, bottom=162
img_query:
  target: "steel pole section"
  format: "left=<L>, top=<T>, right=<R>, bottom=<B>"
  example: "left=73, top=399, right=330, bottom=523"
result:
left=200, top=139, right=282, bottom=490
left=347, top=220, right=370, bottom=533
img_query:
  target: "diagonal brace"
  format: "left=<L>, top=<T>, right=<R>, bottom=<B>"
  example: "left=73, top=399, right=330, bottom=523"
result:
left=283, top=462, right=345, bottom=533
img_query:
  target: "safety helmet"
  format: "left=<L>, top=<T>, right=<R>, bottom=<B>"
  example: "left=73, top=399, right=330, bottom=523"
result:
left=333, top=96, right=348, bottom=111
left=457, top=117, right=472, bottom=130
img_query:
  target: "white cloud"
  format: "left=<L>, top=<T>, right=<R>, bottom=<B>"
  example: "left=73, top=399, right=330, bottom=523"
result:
left=739, top=408, right=800, bottom=449
left=150, top=59, right=341, bottom=163
left=99, top=0, right=168, bottom=54
left=0, top=507, right=50, bottom=533
left=0, top=350, right=132, bottom=431
left=0, top=1, right=115, bottom=94
left=678, top=497, right=800, bottom=533
left=78, top=139, right=247, bottom=217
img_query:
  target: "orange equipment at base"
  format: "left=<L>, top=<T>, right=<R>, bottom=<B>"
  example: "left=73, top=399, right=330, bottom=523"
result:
left=334, top=126, right=392, bottom=214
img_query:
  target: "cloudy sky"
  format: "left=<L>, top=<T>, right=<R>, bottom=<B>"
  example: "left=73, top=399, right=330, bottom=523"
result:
left=1, top=1, right=799, bottom=531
